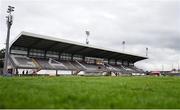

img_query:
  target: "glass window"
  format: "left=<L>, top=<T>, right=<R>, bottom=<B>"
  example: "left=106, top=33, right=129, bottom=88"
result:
left=129, top=62, right=134, bottom=66
left=109, top=59, right=115, bottom=65
left=85, top=57, right=95, bottom=64
left=29, top=49, right=44, bottom=58
left=103, top=58, right=108, bottom=64
left=117, top=60, right=122, bottom=65
left=10, top=46, right=27, bottom=55
left=46, top=51, right=59, bottom=59
left=123, top=61, right=128, bottom=66
left=85, top=57, right=103, bottom=64
left=73, top=55, right=83, bottom=61
left=60, top=53, right=72, bottom=60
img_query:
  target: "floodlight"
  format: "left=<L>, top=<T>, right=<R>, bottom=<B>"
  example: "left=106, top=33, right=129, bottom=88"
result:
left=85, top=30, right=90, bottom=44
left=3, top=6, right=15, bottom=75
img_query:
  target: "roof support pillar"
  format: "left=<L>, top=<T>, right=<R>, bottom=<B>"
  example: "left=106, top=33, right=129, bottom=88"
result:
left=108, top=59, right=110, bottom=64
left=71, top=54, right=73, bottom=61
left=83, top=56, right=85, bottom=62
left=58, top=52, right=61, bottom=60
left=44, top=50, right=47, bottom=59
left=27, top=48, right=30, bottom=57
left=115, top=59, right=117, bottom=65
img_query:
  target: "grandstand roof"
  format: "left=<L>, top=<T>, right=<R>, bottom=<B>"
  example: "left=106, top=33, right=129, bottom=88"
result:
left=10, top=31, right=147, bottom=63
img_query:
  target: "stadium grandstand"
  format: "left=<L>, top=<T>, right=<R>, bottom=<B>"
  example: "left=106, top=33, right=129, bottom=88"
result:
left=7, top=31, right=147, bottom=76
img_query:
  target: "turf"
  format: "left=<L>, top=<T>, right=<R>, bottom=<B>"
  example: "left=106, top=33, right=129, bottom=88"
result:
left=0, top=76, right=180, bottom=109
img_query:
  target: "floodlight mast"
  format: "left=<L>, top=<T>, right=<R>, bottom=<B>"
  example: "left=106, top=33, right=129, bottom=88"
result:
left=146, top=47, right=148, bottom=57
left=85, top=31, right=90, bottom=44
left=122, top=41, right=125, bottom=52
left=3, top=6, right=15, bottom=75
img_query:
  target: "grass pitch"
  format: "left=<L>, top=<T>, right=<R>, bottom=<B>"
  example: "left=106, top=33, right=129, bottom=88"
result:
left=0, top=76, right=180, bottom=109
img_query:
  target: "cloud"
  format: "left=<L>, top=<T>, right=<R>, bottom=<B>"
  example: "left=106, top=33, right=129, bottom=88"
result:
left=0, top=0, right=180, bottom=71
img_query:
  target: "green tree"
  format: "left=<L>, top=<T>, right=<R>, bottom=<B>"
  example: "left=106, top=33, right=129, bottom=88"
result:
left=0, top=49, right=5, bottom=68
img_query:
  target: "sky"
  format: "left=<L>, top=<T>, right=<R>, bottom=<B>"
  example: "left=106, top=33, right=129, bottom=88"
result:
left=0, top=0, right=180, bottom=71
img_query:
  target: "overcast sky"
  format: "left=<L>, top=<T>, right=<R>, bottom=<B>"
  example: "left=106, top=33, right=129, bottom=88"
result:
left=0, top=0, right=180, bottom=71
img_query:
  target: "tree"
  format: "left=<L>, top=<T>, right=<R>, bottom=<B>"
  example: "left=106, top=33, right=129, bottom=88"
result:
left=0, top=49, right=5, bottom=68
